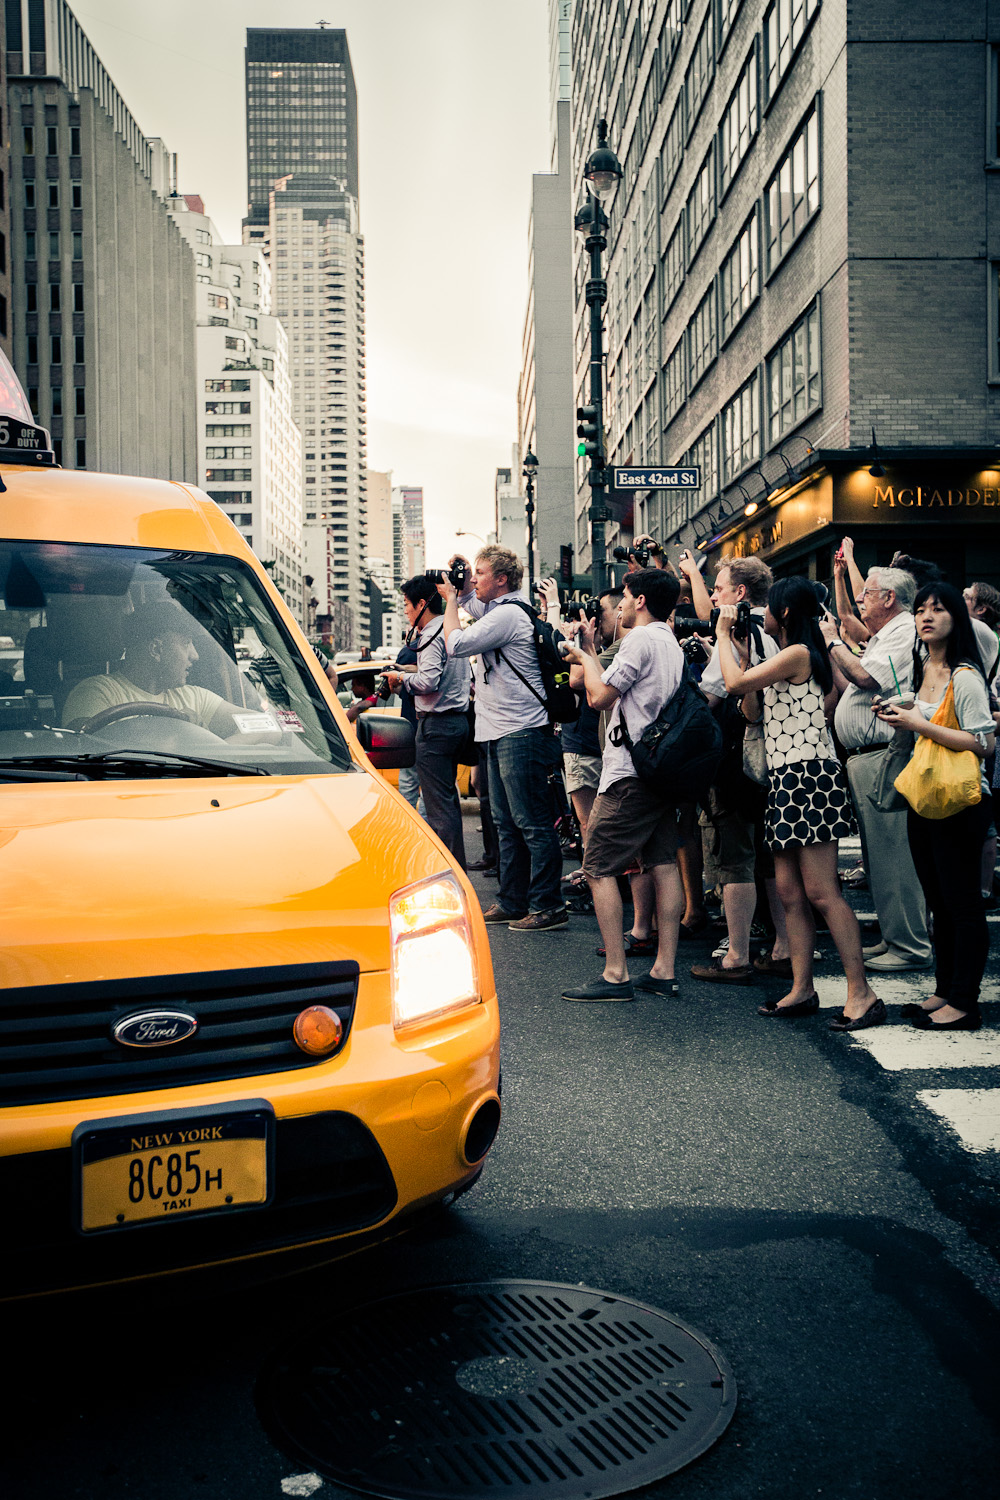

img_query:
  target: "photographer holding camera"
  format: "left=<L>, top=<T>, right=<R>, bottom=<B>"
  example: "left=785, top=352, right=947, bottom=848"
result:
left=384, top=573, right=471, bottom=869
left=678, top=553, right=791, bottom=982
left=439, top=545, right=567, bottom=932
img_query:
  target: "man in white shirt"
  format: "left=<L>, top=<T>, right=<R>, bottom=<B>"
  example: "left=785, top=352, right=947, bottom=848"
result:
left=823, top=566, right=932, bottom=972
left=560, top=569, right=685, bottom=1002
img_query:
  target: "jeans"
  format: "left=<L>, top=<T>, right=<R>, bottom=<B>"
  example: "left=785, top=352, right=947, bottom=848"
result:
left=486, top=726, right=564, bottom=915
left=907, top=800, right=991, bottom=1014
left=397, top=764, right=421, bottom=810
left=415, top=711, right=467, bottom=869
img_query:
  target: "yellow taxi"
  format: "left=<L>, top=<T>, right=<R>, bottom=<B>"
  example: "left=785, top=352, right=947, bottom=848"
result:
left=0, top=371, right=499, bottom=1297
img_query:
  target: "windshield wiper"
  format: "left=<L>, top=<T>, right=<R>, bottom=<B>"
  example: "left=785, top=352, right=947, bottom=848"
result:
left=0, top=751, right=270, bottom=781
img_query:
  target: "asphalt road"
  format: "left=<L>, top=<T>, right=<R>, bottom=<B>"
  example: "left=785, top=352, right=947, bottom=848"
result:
left=4, top=811, right=999, bottom=1500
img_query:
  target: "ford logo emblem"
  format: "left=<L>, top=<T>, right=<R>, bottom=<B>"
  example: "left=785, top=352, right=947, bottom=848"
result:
left=111, top=1010, right=198, bottom=1048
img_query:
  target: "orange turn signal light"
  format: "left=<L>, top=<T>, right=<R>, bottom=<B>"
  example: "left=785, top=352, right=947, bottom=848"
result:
left=292, top=1005, right=344, bottom=1057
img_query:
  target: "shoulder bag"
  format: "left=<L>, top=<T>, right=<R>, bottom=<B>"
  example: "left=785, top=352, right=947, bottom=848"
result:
left=894, top=678, right=982, bottom=820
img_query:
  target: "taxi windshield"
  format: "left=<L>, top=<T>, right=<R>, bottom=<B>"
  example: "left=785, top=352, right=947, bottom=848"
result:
left=0, top=542, right=353, bottom=777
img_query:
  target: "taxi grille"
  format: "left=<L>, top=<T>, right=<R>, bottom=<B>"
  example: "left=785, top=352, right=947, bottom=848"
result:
left=0, top=962, right=360, bottom=1106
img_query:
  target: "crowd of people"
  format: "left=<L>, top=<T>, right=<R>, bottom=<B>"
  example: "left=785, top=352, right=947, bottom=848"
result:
left=349, top=536, right=998, bottom=1033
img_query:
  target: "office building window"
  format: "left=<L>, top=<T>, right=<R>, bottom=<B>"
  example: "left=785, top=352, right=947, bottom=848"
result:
left=719, top=210, right=759, bottom=343
left=767, top=302, right=821, bottom=442
left=687, top=283, right=717, bottom=391
left=685, top=9, right=715, bottom=131
left=48, top=182, right=58, bottom=208
left=75, top=388, right=85, bottom=416
left=662, top=216, right=684, bottom=310
left=660, top=95, right=684, bottom=201
left=72, top=232, right=82, bottom=259
left=23, top=127, right=33, bottom=154
left=48, top=231, right=59, bottom=258
left=25, top=231, right=35, bottom=259
left=46, top=127, right=57, bottom=154
left=73, top=285, right=83, bottom=312
left=72, top=183, right=81, bottom=209
left=662, top=334, right=686, bottom=422
left=76, top=439, right=86, bottom=468
left=722, top=372, right=761, bottom=483
left=0, top=296, right=6, bottom=340
left=765, top=104, right=820, bottom=272
left=51, top=336, right=61, bottom=364
left=719, top=44, right=758, bottom=196
left=763, top=0, right=820, bottom=102
left=717, top=0, right=744, bottom=55
left=70, top=126, right=80, bottom=155
left=24, top=180, right=34, bottom=208
left=74, top=335, right=84, bottom=362
left=51, top=386, right=61, bottom=416
left=686, top=145, right=716, bottom=263
left=26, top=285, right=37, bottom=313
left=49, top=283, right=60, bottom=312
left=675, top=422, right=720, bottom=530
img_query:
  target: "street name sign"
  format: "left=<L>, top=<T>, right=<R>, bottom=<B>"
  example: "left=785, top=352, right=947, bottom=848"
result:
left=612, top=466, right=700, bottom=490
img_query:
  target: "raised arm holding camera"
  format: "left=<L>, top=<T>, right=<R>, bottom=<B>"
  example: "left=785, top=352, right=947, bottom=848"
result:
left=439, top=546, right=567, bottom=932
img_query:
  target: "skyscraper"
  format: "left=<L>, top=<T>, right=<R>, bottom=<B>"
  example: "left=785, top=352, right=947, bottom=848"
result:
left=6, top=0, right=195, bottom=479
left=244, top=27, right=367, bottom=650
left=245, top=26, right=358, bottom=231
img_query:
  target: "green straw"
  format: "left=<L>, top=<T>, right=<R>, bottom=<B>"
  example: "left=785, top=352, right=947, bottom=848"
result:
left=888, top=657, right=902, bottom=696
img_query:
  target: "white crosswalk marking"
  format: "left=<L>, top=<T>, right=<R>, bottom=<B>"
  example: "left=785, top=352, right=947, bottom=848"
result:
left=845, top=1028, right=1000, bottom=1071
left=917, top=1090, right=1000, bottom=1153
left=819, top=842, right=999, bottom=1153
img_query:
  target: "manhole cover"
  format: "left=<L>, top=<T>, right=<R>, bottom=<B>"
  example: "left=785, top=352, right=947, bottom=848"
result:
left=257, top=1279, right=736, bottom=1498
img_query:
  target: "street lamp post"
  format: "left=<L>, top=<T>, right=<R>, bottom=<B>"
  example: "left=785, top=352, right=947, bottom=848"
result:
left=522, top=446, right=538, bottom=595
left=575, top=119, right=622, bottom=597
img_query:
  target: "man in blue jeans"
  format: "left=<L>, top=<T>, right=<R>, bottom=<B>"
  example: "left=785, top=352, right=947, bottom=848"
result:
left=439, top=545, right=567, bottom=932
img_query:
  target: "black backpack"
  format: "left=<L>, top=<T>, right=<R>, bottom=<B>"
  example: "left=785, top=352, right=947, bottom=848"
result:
left=612, top=665, right=723, bottom=803
left=493, top=599, right=580, bottom=724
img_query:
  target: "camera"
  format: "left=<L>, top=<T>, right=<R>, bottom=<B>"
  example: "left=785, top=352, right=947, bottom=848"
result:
left=557, top=639, right=574, bottom=658
left=673, top=602, right=753, bottom=642
left=612, top=538, right=661, bottom=568
left=428, top=561, right=469, bottom=591
left=681, top=636, right=711, bottom=664
left=565, top=596, right=599, bottom=623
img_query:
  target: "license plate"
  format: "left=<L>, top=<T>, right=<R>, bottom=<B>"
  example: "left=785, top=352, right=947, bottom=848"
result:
left=74, top=1102, right=272, bottom=1233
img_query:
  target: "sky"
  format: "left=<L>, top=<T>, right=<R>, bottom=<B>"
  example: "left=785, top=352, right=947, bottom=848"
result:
left=71, top=0, right=552, bottom=564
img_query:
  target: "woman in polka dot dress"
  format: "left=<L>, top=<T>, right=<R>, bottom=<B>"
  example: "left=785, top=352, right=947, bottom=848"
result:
left=717, top=577, right=883, bottom=1030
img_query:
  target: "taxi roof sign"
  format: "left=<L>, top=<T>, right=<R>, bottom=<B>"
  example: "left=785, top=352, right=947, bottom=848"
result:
left=0, top=348, right=55, bottom=467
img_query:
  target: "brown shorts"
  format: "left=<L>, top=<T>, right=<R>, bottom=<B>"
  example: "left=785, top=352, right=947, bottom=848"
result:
left=583, top=776, right=679, bottom=879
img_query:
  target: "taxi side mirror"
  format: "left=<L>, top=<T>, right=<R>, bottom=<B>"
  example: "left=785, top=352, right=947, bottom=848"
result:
left=355, top=713, right=416, bottom=769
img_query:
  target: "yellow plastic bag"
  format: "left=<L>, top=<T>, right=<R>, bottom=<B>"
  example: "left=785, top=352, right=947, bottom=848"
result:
left=894, top=680, right=983, bottom=820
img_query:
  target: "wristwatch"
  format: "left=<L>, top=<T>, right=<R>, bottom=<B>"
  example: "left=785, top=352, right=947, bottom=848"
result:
left=827, top=639, right=844, bottom=652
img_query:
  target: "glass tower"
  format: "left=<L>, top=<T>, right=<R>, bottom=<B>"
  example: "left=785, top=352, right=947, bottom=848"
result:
left=244, top=27, right=359, bottom=229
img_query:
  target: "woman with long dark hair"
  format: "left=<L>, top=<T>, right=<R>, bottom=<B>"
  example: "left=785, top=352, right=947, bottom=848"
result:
left=717, top=577, right=880, bottom=1027
left=875, top=581, right=994, bottom=1030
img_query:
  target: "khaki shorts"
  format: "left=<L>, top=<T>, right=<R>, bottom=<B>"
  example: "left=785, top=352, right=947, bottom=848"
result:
left=699, top=786, right=772, bottom=885
left=583, top=776, right=679, bottom=879
left=564, top=751, right=601, bottom=794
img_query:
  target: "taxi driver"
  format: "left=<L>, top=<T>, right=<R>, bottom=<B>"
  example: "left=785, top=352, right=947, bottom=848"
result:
left=62, top=601, right=260, bottom=737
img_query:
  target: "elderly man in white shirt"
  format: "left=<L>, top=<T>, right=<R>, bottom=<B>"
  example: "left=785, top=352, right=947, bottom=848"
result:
left=822, top=566, right=932, bottom=972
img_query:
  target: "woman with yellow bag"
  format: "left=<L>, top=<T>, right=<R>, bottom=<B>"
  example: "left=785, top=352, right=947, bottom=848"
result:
left=875, top=582, right=995, bottom=1031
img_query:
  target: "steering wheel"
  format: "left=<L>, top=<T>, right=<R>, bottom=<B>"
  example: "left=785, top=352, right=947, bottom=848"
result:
left=81, top=702, right=195, bottom=734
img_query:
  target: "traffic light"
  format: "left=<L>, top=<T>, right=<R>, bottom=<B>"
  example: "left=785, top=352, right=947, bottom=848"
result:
left=576, top=405, right=601, bottom=460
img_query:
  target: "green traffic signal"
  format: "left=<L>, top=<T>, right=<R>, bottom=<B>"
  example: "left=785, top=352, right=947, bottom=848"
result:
left=577, top=441, right=587, bottom=457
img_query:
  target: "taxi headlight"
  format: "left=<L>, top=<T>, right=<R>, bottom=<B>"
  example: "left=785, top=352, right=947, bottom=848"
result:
left=389, top=872, right=479, bottom=1029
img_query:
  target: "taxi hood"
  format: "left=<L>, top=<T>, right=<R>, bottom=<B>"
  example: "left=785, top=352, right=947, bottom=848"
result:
left=0, top=771, right=454, bottom=989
